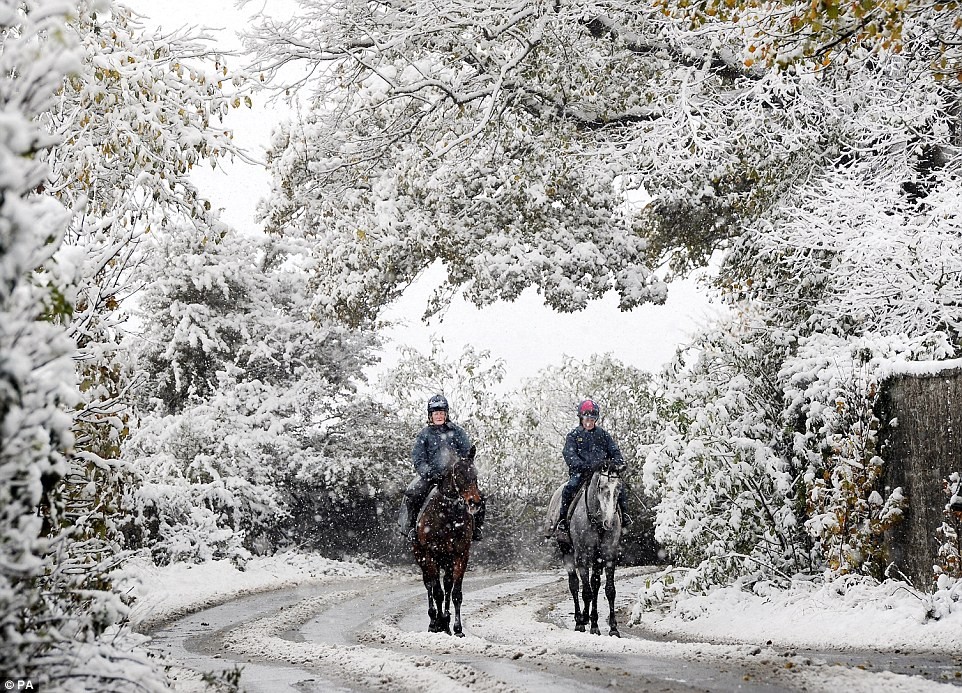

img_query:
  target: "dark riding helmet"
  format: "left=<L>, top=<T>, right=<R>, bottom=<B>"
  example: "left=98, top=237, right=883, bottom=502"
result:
left=427, top=394, right=449, bottom=415
left=578, top=398, right=600, bottom=419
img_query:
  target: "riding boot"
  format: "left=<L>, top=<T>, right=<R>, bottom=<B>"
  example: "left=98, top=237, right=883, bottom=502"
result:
left=403, top=495, right=419, bottom=540
left=555, top=501, right=573, bottom=543
left=555, top=518, right=571, bottom=543
left=553, top=480, right=577, bottom=542
left=402, top=476, right=433, bottom=540
left=472, top=495, right=485, bottom=541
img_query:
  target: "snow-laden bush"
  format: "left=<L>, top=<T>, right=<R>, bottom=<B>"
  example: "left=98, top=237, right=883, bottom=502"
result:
left=646, top=317, right=958, bottom=589
left=1, top=3, right=178, bottom=689
left=645, top=152, right=962, bottom=591
left=782, top=333, right=951, bottom=579
left=644, top=307, right=803, bottom=587
left=935, top=472, right=962, bottom=582
left=125, top=227, right=406, bottom=561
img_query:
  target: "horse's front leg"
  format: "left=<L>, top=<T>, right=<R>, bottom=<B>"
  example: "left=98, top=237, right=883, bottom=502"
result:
left=563, top=552, right=584, bottom=631
left=440, top=564, right=453, bottom=635
left=578, top=561, right=593, bottom=633
left=605, top=562, right=620, bottom=637
left=421, top=564, right=442, bottom=633
left=588, top=561, right=602, bottom=635
left=451, top=555, right=469, bottom=638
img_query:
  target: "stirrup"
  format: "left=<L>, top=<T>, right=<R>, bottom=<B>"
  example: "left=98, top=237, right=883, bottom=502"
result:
left=621, top=513, right=632, bottom=527
left=555, top=520, right=571, bottom=542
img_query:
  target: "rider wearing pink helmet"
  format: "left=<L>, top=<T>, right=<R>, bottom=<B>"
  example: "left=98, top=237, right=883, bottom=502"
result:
left=553, top=398, right=631, bottom=541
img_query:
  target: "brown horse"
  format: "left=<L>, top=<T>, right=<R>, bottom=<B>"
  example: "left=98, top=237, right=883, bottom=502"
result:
left=411, top=445, right=482, bottom=637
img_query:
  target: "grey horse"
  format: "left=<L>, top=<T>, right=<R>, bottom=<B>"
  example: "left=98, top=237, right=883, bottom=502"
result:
left=546, top=462, right=624, bottom=636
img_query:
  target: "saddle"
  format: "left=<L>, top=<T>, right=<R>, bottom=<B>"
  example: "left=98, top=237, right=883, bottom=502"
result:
left=543, top=475, right=591, bottom=536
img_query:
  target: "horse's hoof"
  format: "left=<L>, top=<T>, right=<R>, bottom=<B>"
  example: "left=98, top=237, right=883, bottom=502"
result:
left=609, top=629, right=621, bottom=638
left=575, top=624, right=585, bottom=632
left=455, top=631, right=465, bottom=638
left=590, top=627, right=601, bottom=636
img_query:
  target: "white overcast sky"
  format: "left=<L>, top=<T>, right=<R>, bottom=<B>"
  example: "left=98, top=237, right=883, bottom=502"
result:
left=124, top=0, right=721, bottom=387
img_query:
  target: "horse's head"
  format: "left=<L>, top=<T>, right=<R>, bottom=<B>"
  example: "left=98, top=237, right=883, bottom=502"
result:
left=588, top=462, right=624, bottom=531
left=439, top=445, right=483, bottom=516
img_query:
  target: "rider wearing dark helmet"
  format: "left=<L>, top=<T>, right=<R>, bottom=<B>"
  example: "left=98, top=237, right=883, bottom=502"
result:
left=553, top=398, right=631, bottom=542
left=400, top=394, right=485, bottom=541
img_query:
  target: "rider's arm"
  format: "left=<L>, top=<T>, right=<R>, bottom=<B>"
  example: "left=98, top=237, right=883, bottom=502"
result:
left=412, top=428, right=433, bottom=478
left=563, top=430, right=590, bottom=473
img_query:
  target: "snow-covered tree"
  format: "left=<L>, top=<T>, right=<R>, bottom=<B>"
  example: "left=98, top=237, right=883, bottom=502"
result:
left=239, top=0, right=962, bottom=588
left=1, top=2, right=167, bottom=688
left=17, top=0, right=254, bottom=576
left=657, top=0, right=962, bottom=79
left=241, top=0, right=961, bottom=338
left=1, top=2, right=81, bottom=677
left=125, top=227, right=400, bottom=562
left=245, top=0, right=778, bottom=324
left=647, top=159, right=962, bottom=586
left=643, top=307, right=803, bottom=587
left=44, top=0, right=249, bottom=471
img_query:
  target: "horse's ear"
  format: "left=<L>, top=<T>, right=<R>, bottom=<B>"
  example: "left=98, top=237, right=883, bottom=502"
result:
left=467, top=445, right=476, bottom=461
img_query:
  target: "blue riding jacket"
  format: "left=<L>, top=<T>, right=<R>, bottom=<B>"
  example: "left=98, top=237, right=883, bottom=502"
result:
left=563, top=425, right=625, bottom=475
left=411, top=421, right=473, bottom=481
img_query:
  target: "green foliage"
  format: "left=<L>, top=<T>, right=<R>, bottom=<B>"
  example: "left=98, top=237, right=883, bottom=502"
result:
left=936, top=484, right=962, bottom=581
left=799, top=371, right=903, bottom=579
left=656, top=0, right=962, bottom=77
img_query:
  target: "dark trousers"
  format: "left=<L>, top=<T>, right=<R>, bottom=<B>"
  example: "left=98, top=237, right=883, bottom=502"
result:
left=558, top=472, right=585, bottom=523
left=402, top=476, right=435, bottom=529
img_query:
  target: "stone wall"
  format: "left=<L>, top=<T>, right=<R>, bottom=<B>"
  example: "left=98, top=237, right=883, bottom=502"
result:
left=876, top=367, right=962, bottom=590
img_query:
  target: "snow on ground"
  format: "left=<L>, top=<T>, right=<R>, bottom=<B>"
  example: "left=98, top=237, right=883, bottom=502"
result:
left=118, top=553, right=962, bottom=692
left=121, top=552, right=962, bottom=656
left=629, top=571, right=962, bottom=654
left=121, top=551, right=379, bottom=630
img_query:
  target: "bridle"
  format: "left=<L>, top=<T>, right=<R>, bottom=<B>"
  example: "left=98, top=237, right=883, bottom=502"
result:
left=438, top=458, right=478, bottom=508
left=585, top=463, right=622, bottom=528
left=594, top=463, right=621, bottom=481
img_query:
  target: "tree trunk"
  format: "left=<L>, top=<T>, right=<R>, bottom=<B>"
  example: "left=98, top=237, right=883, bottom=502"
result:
left=877, top=366, right=962, bottom=590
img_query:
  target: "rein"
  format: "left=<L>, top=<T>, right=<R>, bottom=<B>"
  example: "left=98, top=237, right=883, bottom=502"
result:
left=437, top=462, right=472, bottom=506
left=438, top=479, right=465, bottom=505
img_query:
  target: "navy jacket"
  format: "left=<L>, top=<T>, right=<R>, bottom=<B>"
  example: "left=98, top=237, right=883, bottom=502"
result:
left=563, top=425, right=625, bottom=475
left=411, top=421, right=473, bottom=480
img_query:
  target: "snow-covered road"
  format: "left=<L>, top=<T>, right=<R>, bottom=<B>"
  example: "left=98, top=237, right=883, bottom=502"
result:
left=145, top=567, right=962, bottom=692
